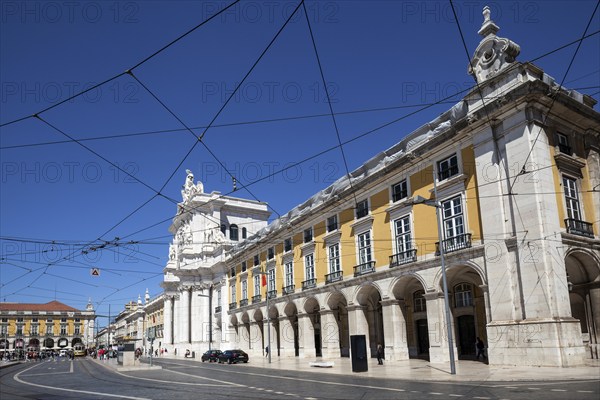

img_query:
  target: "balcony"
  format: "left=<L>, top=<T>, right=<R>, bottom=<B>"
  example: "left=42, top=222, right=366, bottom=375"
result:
left=239, top=299, right=248, bottom=307
left=252, top=294, right=262, bottom=304
left=565, top=218, right=594, bottom=238
left=302, top=278, right=317, bottom=290
left=389, top=249, right=417, bottom=268
left=214, top=306, right=222, bottom=314
left=325, top=271, right=343, bottom=284
left=436, top=233, right=472, bottom=255
left=282, top=284, right=295, bottom=295
left=229, top=302, right=237, bottom=311
left=267, top=290, right=277, bottom=300
left=354, top=261, right=376, bottom=277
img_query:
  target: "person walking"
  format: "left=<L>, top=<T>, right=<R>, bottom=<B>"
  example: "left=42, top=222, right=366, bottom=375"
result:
left=265, top=345, right=269, bottom=357
left=476, top=337, right=486, bottom=361
left=376, top=343, right=384, bottom=365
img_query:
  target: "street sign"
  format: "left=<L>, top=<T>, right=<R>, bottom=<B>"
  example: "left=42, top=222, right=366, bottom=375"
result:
left=90, top=268, right=100, bottom=276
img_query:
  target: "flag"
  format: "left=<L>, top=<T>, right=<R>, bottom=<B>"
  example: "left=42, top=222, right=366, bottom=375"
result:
left=261, top=274, right=267, bottom=287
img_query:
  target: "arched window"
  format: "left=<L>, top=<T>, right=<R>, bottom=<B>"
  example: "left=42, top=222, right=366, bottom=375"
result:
left=230, top=224, right=239, bottom=241
left=413, top=290, right=426, bottom=312
left=242, top=227, right=247, bottom=239
left=454, top=283, right=473, bottom=307
left=220, top=224, right=227, bottom=235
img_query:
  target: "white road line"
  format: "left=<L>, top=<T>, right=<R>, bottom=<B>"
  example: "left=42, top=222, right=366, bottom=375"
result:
left=504, top=386, right=518, bottom=389
left=577, top=390, right=593, bottom=393
left=70, top=360, right=73, bottom=373
left=550, top=389, right=567, bottom=392
left=473, top=397, right=491, bottom=399
left=448, top=395, right=464, bottom=397
left=14, top=364, right=150, bottom=400
left=527, top=388, right=540, bottom=390
left=429, top=393, right=443, bottom=395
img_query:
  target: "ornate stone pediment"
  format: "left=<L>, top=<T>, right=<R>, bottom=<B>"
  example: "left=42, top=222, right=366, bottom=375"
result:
left=469, top=6, right=520, bottom=84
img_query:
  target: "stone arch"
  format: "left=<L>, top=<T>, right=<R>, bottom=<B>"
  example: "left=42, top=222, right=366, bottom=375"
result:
left=324, top=290, right=349, bottom=357
left=354, top=283, right=384, bottom=358
left=390, top=274, right=429, bottom=359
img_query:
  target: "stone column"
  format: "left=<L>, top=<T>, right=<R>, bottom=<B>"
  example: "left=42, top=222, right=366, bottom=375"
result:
left=263, top=319, right=277, bottom=357
left=173, top=294, right=181, bottom=346
left=163, top=296, right=173, bottom=345
left=297, top=312, right=315, bottom=358
left=278, top=316, right=296, bottom=357
left=181, top=288, right=190, bottom=344
left=249, top=321, right=262, bottom=354
left=347, top=305, right=369, bottom=359
left=320, top=309, right=340, bottom=358
left=424, top=291, right=457, bottom=364
left=589, top=287, right=600, bottom=359
left=381, top=299, right=409, bottom=361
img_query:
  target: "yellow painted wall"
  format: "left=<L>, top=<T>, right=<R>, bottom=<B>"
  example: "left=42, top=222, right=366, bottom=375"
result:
left=410, top=165, right=438, bottom=256
left=462, top=146, right=483, bottom=242
left=371, top=189, right=393, bottom=267
left=314, top=221, right=327, bottom=281
left=339, top=208, right=355, bottom=275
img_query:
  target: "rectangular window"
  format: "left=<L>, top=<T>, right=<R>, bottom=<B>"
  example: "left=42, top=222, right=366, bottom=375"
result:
left=305, top=254, right=315, bottom=280
left=304, top=227, right=313, bottom=243
left=60, top=325, right=67, bottom=335
left=61, top=318, right=67, bottom=323
left=230, top=267, right=236, bottom=277
left=437, top=154, right=459, bottom=181
left=563, top=176, right=581, bottom=220
left=267, top=247, right=274, bottom=260
left=442, top=196, right=465, bottom=240
left=557, top=133, right=571, bottom=154
left=284, top=238, right=292, bottom=252
left=30, top=325, right=38, bottom=336
left=1, top=318, right=7, bottom=323
left=230, top=286, right=236, bottom=303
left=46, top=325, right=53, bottom=335
left=241, top=280, right=248, bottom=300
left=16, top=326, right=23, bottom=335
left=46, top=318, right=52, bottom=323
left=253, top=275, right=261, bottom=295
left=253, top=255, right=260, bottom=266
left=75, top=318, right=80, bottom=323
left=17, top=318, right=23, bottom=323
left=0, top=326, right=6, bottom=335
left=394, top=216, right=412, bottom=254
left=241, top=261, right=247, bottom=272
left=327, top=215, right=338, bottom=232
left=356, top=199, right=369, bottom=219
left=74, top=326, right=80, bottom=335
left=328, top=243, right=341, bottom=272
left=217, top=289, right=222, bottom=305
left=267, top=269, right=276, bottom=292
left=357, top=232, right=372, bottom=264
left=392, top=179, right=408, bottom=202
left=284, top=261, right=294, bottom=287
left=32, top=318, right=38, bottom=323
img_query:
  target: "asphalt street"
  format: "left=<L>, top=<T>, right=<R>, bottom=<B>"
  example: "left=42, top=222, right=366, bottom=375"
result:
left=1, top=357, right=598, bottom=400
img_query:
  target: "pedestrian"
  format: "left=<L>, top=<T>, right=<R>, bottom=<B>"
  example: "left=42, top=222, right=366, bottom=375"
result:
left=476, top=337, right=486, bottom=360
left=376, top=344, right=384, bottom=365
left=265, top=345, right=269, bottom=357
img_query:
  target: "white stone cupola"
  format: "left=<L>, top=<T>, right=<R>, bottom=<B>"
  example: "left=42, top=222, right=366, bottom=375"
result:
left=469, top=6, right=520, bottom=83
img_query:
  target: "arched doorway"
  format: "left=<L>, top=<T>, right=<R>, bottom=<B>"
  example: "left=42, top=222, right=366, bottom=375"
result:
left=327, top=291, right=349, bottom=357
left=391, top=275, right=428, bottom=360
left=565, top=249, right=600, bottom=359
left=43, top=338, right=54, bottom=349
left=240, top=312, right=251, bottom=349
left=355, top=284, right=384, bottom=358
left=282, top=302, right=299, bottom=357
left=72, top=338, right=83, bottom=347
left=303, top=297, right=322, bottom=357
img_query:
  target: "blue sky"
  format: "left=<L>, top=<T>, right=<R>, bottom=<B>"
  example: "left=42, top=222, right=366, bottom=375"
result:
left=1, top=0, right=599, bottom=327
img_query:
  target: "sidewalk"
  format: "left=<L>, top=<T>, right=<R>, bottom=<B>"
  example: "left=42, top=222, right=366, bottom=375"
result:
left=157, top=354, right=600, bottom=382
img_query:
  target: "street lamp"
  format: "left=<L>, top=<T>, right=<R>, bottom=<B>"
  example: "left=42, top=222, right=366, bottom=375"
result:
left=412, top=171, right=456, bottom=375
left=256, top=270, right=271, bottom=364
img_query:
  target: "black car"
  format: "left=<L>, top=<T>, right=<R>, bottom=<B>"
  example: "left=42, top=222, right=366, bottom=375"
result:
left=218, top=349, right=249, bottom=364
left=201, top=349, right=222, bottom=362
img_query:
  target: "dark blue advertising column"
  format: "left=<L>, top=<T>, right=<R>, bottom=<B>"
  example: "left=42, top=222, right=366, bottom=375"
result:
left=350, top=335, right=368, bottom=372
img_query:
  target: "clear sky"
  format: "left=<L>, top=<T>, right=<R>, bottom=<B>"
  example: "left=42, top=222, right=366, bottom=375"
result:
left=1, top=0, right=599, bottom=327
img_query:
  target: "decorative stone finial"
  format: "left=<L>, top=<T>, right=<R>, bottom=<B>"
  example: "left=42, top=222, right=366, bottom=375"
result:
left=469, top=6, right=520, bottom=83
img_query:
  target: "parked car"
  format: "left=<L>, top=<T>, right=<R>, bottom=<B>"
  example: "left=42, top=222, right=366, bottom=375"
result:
left=201, top=350, right=222, bottom=362
left=218, top=349, right=249, bottom=364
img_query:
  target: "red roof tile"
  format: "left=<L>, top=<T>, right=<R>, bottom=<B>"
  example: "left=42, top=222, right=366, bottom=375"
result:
left=0, top=300, right=80, bottom=312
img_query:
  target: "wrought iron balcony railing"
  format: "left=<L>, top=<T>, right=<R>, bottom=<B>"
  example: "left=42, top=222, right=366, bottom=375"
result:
left=239, top=299, right=248, bottom=307
left=251, top=294, right=262, bottom=304
left=436, top=233, right=472, bottom=255
left=282, top=285, right=295, bottom=295
left=267, top=290, right=277, bottom=300
left=301, top=278, right=316, bottom=290
left=214, top=305, right=222, bottom=314
left=389, top=249, right=417, bottom=268
left=325, top=270, right=343, bottom=284
left=229, top=302, right=237, bottom=311
left=565, top=218, right=594, bottom=238
left=353, top=261, right=376, bottom=277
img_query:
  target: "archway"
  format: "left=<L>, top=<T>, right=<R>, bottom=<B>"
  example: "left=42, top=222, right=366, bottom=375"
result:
left=391, top=275, right=429, bottom=360
left=252, top=309, right=264, bottom=354
left=282, top=302, right=299, bottom=357
left=303, top=297, right=322, bottom=357
left=565, top=249, right=600, bottom=359
left=43, top=338, right=54, bottom=349
left=327, top=291, right=349, bottom=357
left=355, top=284, right=384, bottom=358
left=267, top=304, right=279, bottom=356
left=241, top=312, right=251, bottom=350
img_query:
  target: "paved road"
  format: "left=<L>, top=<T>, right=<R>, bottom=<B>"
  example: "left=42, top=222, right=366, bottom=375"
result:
left=1, top=357, right=598, bottom=399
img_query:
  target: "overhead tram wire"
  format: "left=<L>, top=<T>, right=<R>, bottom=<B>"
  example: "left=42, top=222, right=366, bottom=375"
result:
left=302, top=1, right=359, bottom=209
left=0, top=0, right=242, bottom=129
left=508, top=0, right=600, bottom=194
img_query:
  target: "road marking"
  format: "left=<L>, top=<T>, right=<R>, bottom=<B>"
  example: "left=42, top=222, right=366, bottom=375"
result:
left=504, top=386, right=518, bottom=389
left=429, top=393, right=443, bottom=395
left=473, top=397, right=491, bottom=399
left=70, top=360, right=73, bottom=373
left=527, top=388, right=540, bottom=390
left=550, top=389, right=567, bottom=392
left=448, top=395, right=464, bottom=397
left=275, top=392, right=284, bottom=394
left=14, top=364, right=150, bottom=400
left=577, top=390, right=593, bottom=393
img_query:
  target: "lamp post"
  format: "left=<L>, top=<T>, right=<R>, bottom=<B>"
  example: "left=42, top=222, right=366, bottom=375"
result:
left=255, top=270, right=271, bottom=364
left=412, top=170, right=456, bottom=375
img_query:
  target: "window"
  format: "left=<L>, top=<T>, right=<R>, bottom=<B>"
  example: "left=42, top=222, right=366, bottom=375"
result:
left=304, top=227, right=313, bottom=243
left=305, top=254, right=315, bottom=281
left=241, top=261, right=247, bottom=272
left=454, top=283, right=473, bottom=307
left=1, top=318, right=7, bottom=323
left=285, top=261, right=294, bottom=287
left=267, top=247, right=274, bottom=260
left=74, top=326, right=80, bottom=335
left=32, top=318, right=38, bottom=323
left=46, top=318, right=52, bottom=323
left=557, top=133, right=571, bottom=154
left=413, top=290, right=426, bottom=312
left=60, top=318, right=67, bottom=323
left=563, top=176, right=581, bottom=220
left=284, top=238, right=292, bottom=253
left=230, top=285, right=236, bottom=303
left=17, top=317, right=24, bottom=323
left=30, top=325, right=38, bottom=335
left=217, top=289, right=222, bottom=305
left=328, top=243, right=341, bottom=272
left=392, top=179, right=408, bottom=202
left=357, top=231, right=372, bottom=264
left=16, top=326, right=23, bottom=335
left=267, top=269, right=275, bottom=292
left=442, top=196, right=465, bottom=240
left=46, top=325, right=53, bottom=335
left=220, top=224, right=227, bottom=234
left=242, top=227, right=247, bottom=239
left=230, top=224, right=239, bottom=241
left=437, top=154, right=459, bottom=181
left=0, top=326, right=6, bottom=335
left=394, top=216, right=412, bottom=254
left=253, top=255, right=260, bottom=266
left=253, top=275, right=261, bottom=295
left=241, top=280, right=248, bottom=300
left=230, top=267, right=236, bottom=277
left=75, top=318, right=80, bottom=323
left=60, top=325, right=67, bottom=335
left=327, top=215, right=338, bottom=232
left=356, top=199, right=369, bottom=219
